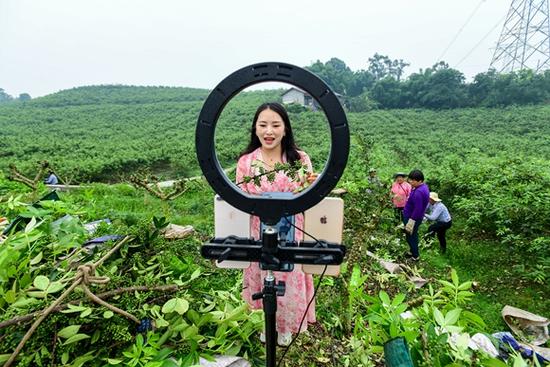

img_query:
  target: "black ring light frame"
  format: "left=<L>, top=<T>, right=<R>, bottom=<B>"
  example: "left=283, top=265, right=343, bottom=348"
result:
left=196, top=62, right=350, bottom=225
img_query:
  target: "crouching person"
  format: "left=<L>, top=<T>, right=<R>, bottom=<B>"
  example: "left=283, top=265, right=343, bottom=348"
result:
left=424, top=192, right=452, bottom=254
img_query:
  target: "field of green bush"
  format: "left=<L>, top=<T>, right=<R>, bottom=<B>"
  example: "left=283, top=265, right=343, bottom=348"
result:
left=0, top=86, right=549, bottom=366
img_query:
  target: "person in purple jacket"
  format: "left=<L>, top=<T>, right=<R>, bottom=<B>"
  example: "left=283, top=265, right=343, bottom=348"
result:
left=402, top=169, right=430, bottom=260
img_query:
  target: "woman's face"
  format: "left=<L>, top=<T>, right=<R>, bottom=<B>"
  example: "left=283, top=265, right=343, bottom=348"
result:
left=395, top=176, right=405, bottom=184
left=255, top=108, right=286, bottom=151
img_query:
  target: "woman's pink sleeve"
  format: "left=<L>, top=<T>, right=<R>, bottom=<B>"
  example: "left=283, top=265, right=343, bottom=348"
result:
left=236, top=155, right=249, bottom=190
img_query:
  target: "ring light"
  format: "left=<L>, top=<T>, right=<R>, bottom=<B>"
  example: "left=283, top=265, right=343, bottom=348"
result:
left=196, top=62, right=349, bottom=224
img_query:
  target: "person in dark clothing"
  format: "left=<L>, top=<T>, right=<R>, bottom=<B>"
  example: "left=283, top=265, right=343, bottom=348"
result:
left=402, top=169, right=429, bottom=261
left=424, top=192, right=452, bottom=253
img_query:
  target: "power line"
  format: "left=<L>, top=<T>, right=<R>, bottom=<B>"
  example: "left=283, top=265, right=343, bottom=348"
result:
left=455, top=14, right=506, bottom=68
left=438, top=0, right=486, bottom=62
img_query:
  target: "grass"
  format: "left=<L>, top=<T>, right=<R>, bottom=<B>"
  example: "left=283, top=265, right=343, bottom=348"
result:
left=421, top=231, right=549, bottom=331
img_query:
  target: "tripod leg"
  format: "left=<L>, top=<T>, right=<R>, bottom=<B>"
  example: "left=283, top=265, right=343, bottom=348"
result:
left=264, top=291, right=277, bottom=367
left=261, top=269, right=279, bottom=367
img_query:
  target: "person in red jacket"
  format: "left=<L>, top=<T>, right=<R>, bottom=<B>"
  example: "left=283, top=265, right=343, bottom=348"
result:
left=391, top=172, right=412, bottom=223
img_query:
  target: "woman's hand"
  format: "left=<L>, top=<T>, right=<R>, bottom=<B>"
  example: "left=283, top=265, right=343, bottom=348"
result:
left=306, top=172, right=318, bottom=184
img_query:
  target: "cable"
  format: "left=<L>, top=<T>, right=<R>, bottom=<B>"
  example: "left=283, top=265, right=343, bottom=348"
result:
left=284, top=215, right=327, bottom=247
left=438, top=0, right=486, bottom=62
left=455, top=14, right=507, bottom=68
left=275, top=217, right=330, bottom=367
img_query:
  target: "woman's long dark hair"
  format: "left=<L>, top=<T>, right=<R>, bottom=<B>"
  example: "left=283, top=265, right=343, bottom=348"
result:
left=239, top=102, right=302, bottom=165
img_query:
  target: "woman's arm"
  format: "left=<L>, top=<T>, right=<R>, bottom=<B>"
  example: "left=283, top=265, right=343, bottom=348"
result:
left=424, top=204, right=442, bottom=221
left=236, top=154, right=253, bottom=193
left=298, top=151, right=316, bottom=184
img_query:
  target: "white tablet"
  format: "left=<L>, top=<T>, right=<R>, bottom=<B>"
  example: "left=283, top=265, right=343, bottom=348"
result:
left=302, top=197, right=344, bottom=276
left=214, top=195, right=251, bottom=269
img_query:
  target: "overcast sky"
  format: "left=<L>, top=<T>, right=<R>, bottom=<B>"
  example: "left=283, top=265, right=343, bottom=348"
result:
left=0, top=0, right=510, bottom=98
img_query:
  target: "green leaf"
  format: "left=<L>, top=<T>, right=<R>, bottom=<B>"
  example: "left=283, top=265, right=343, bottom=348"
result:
left=30, top=252, right=43, bottom=265
left=401, top=330, right=419, bottom=343
left=33, top=275, right=50, bottom=291
left=174, top=298, right=189, bottom=315
left=189, top=268, right=201, bottom=281
left=391, top=293, right=406, bottom=307
left=58, top=325, right=81, bottom=339
left=61, top=351, right=69, bottom=364
left=12, top=297, right=38, bottom=308
left=24, top=216, right=37, bottom=234
left=379, top=291, right=391, bottom=305
left=458, top=291, right=475, bottom=298
left=389, top=321, right=399, bottom=338
left=63, top=333, right=90, bottom=345
left=27, top=291, right=47, bottom=298
left=80, top=308, right=92, bottom=318
left=462, top=310, right=486, bottom=328
left=155, top=317, right=169, bottom=328
left=512, top=355, right=528, bottom=367
left=162, top=298, right=177, bottom=314
left=61, top=304, right=89, bottom=313
left=451, top=269, right=459, bottom=286
left=444, top=308, right=462, bottom=325
left=438, top=280, right=455, bottom=289
left=434, top=308, right=445, bottom=326
left=395, top=304, right=408, bottom=315
left=162, top=297, right=189, bottom=315
left=91, top=329, right=100, bottom=344
left=103, top=310, right=114, bottom=319
left=46, top=281, right=64, bottom=294
left=106, top=359, right=123, bottom=365
left=4, top=290, right=16, bottom=304
left=350, top=265, right=362, bottom=288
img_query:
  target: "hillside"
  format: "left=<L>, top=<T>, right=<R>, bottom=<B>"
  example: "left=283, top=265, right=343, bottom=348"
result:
left=1, top=86, right=549, bottom=183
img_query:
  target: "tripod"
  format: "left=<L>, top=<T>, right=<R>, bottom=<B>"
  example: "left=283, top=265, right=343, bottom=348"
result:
left=201, top=225, right=345, bottom=367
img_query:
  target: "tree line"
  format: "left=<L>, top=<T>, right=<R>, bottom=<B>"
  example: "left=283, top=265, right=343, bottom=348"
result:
left=0, top=88, right=31, bottom=102
left=2, top=55, right=549, bottom=110
left=306, top=55, right=550, bottom=111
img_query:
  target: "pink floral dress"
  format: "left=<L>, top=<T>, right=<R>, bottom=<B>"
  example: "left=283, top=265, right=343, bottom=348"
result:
left=236, top=147, right=316, bottom=334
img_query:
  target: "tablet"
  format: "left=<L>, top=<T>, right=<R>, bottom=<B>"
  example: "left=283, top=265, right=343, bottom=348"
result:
left=302, top=197, right=344, bottom=276
left=214, top=195, right=251, bottom=268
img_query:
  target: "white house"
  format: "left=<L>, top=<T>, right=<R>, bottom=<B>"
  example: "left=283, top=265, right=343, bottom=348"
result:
left=281, top=87, right=345, bottom=110
left=281, top=87, right=320, bottom=110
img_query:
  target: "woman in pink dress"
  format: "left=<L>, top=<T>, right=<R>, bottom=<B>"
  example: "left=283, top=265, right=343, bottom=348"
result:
left=235, top=102, right=316, bottom=346
left=391, top=172, right=412, bottom=223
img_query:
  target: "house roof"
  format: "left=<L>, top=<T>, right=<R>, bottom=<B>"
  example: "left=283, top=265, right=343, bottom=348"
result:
left=282, top=87, right=344, bottom=99
left=281, top=87, right=308, bottom=97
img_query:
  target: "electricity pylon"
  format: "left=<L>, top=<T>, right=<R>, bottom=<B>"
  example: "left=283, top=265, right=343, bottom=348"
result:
left=490, top=0, right=550, bottom=72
